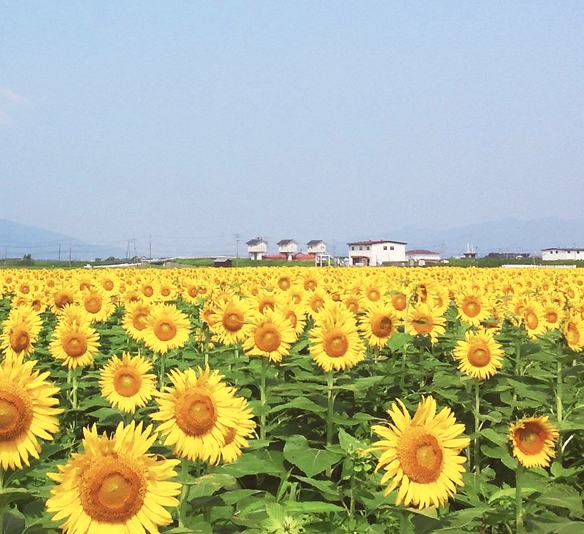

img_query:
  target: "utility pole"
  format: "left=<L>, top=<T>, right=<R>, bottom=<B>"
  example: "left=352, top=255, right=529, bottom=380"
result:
left=69, top=239, right=72, bottom=266
left=58, top=243, right=61, bottom=262
left=149, top=235, right=152, bottom=260
left=235, top=233, right=240, bottom=266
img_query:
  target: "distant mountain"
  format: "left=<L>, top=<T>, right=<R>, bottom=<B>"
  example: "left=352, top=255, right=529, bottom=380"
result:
left=394, top=217, right=584, bottom=259
left=0, top=219, right=126, bottom=261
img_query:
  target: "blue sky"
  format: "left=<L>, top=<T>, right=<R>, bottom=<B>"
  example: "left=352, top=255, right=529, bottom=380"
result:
left=1, top=1, right=583, bottom=258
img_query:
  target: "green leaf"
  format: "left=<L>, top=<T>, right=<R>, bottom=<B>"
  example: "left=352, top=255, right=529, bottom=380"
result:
left=480, top=428, right=508, bottom=447
left=338, top=427, right=368, bottom=452
left=0, top=489, right=35, bottom=510
left=217, top=450, right=286, bottom=477
left=294, top=475, right=340, bottom=497
left=269, top=397, right=327, bottom=414
left=480, top=444, right=505, bottom=459
left=283, top=435, right=342, bottom=478
left=537, top=484, right=584, bottom=517
left=387, top=332, right=414, bottom=351
left=284, top=501, right=345, bottom=513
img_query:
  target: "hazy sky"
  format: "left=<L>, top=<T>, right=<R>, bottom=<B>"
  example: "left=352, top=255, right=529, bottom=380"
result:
left=1, top=2, right=583, bottom=257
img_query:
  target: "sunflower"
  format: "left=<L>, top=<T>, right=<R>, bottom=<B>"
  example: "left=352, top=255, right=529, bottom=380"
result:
left=80, top=287, right=116, bottom=323
left=242, top=309, right=296, bottom=362
left=522, top=298, right=547, bottom=339
left=49, top=284, right=78, bottom=314
left=0, top=304, right=43, bottom=361
left=562, top=314, right=584, bottom=352
left=49, top=319, right=100, bottom=369
left=142, top=303, right=191, bottom=354
left=219, top=395, right=257, bottom=464
left=276, top=301, right=307, bottom=339
left=46, top=421, right=181, bottom=533
left=407, top=302, right=446, bottom=344
left=151, top=365, right=255, bottom=464
left=359, top=302, right=400, bottom=349
left=99, top=352, right=157, bottom=413
left=365, top=396, right=470, bottom=510
left=209, top=297, right=254, bottom=346
left=0, top=358, right=63, bottom=470
left=388, top=290, right=409, bottom=318
left=305, top=287, right=331, bottom=319
left=452, top=328, right=504, bottom=379
left=455, top=288, right=491, bottom=327
left=122, top=301, right=151, bottom=342
left=309, top=302, right=365, bottom=372
left=509, top=415, right=559, bottom=468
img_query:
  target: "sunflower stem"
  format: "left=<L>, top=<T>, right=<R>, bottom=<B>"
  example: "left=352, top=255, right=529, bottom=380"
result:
left=515, top=463, right=525, bottom=534
left=326, top=371, right=335, bottom=477
left=68, top=367, right=78, bottom=410
left=556, top=345, right=564, bottom=466
left=473, top=380, right=481, bottom=478
left=178, top=458, right=190, bottom=528
left=159, top=354, right=166, bottom=390
left=260, top=357, right=269, bottom=440
left=399, top=506, right=410, bottom=534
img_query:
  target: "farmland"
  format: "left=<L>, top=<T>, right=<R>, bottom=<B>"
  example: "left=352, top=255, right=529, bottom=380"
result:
left=0, top=265, right=582, bottom=533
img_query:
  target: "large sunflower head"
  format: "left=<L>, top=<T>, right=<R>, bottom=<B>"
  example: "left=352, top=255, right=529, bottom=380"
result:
left=455, top=288, right=492, bottom=327
left=80, top=287, right=116, bottom=323
left=209, top=297, right=254, bottom=346
left=242, top=309, right=297, bottom=362
left=563, top=314, right=584, bottom=352
left=509, top=415, right=559, bottom=468
left=46, top=421, right=181, bottom=533
left=359, top=302, right=400, bottom=349
left=142, top=303, right=191, bottom=355
left=309, top=302, right=365, bottom=372
left=0, top=305, right=43, bottom=361
left=122, top=301, right=152, bottom=342
left=0, top=358, right=63, bottom=470
left=407, top=302, right=446, bottom=344
left=522, top=298, right=547, bottom=339
left=365, top=396, right=470, bottom=510
left=151, top=365, right=256, bottom=464
left=49, top=318, right=100, bottom=369
left=99, top=352, right=157, bottom=414
left=452, top=328, right=504, bottom=380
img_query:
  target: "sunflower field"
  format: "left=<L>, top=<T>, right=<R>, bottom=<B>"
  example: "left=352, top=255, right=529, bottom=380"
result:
left=0, top=265, right=583, bottom=534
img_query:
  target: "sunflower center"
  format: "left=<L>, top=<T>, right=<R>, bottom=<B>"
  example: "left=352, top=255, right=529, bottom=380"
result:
left=392, top=294, right=407, bottom=311
left=223, top=311, right=244, bottom=332
left=143, top=286, right=154, bottom=298
left=413, top=316, right=433, bottom=334
left=323, top=330, right=349, bottom=358
left=367, top=289, right=381, bottom=302
left=285, top=310, right=298, bottom=328
left=462, top=300, right=480, bottom=318
left=516, top=424, right=546, bottom=456
left=0, top=389, right=33, bottom=442
left=174, top=389, right=217, bottom=437
left=79, top=457, right=146, bottom=523
left=85, top=296, right=102, bottom=314
left=545, top=311, right=558, bottom=324
left=132, top=312, right=148, bottom=331
left=103, top=280, right=114, bottom=291
left=310, top=297, right=325, bottom=313
left=54, top=292, right=73, bottom=309
left=468, top=346, right=490, bottom=367
left=304, top=280, right=317, bottom=291
left=396, top=426, right=444, bottom=484
left=114, top=372, right=142, bottom=397
left=64, top=334, right=88, bottom=358
left=224, top=427, right=237, bottom=446
left=525, top=311, right=539, bottom=331
left=259, top=300, right=275, bottom=313
left=10, top=329, right=30, bottom=353
left=155, top=321, right=176, bottom=341
left=371, top=315, right=393, bottom=338
left=566, top=323, right=580, bottom=345
left=161, top=288, right=171, bottom=297
left=255, top=325, right=282, bottom=352
left=188, top=287, right=199, bottom=298
left=278, top=278, right=291, bottom=291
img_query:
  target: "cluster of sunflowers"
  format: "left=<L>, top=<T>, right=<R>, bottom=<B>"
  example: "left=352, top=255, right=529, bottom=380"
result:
left=0, top=265, right=581, bottom=532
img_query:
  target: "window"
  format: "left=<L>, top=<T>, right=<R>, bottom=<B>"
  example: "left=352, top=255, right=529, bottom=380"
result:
left=390, top=246, right=394, bottom=250
left=360, top=246, right=363, bottom=250
left=367, top=246, right=370, bottom=250
left=383, top=246, right=387, bottom=250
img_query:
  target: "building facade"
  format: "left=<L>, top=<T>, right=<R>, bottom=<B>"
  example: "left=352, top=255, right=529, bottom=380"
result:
left=542, top=247, right=584, bottom=261
left=246, top=238, right=268, bottom=260
left=347, top=239, right=407, bottom=266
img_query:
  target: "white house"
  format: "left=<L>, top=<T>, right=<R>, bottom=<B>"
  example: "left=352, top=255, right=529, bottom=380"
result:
left=542, top=247, right=584, bottom=261
left=246, top=238, right=268, bottom=260
left=277, top=239, right=298, bottom=260
left=307, top=240, right=327, bottom=255
left=406, top=249, right=441, bottom=266
left=347, top=239, right=407, bottom=266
